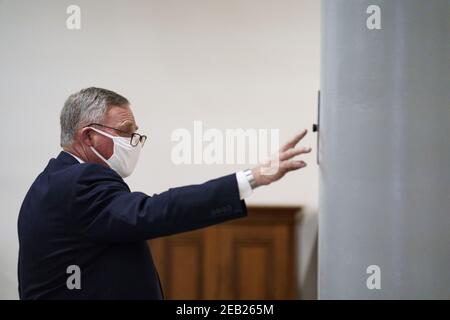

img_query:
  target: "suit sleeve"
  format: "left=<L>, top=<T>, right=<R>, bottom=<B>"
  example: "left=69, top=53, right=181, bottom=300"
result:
left=70, top=164, right=247, bottom=243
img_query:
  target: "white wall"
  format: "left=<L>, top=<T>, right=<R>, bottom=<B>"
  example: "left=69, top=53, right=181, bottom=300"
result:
left=0, top=0, right=320, bottom=299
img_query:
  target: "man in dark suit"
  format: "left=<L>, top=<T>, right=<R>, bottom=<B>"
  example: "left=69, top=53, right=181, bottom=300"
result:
left=18, top=87, right=311, bottom=299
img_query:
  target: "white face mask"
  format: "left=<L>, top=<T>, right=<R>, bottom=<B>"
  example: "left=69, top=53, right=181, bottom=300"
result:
left=88, top=127, right=142, bottom=178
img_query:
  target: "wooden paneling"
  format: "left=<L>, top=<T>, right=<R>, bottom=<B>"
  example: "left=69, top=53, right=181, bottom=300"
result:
left=148, top=206, right=300, bottom=300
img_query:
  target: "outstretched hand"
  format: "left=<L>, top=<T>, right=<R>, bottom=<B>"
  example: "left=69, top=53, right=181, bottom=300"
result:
left=251, top=129, right=312, bottom=187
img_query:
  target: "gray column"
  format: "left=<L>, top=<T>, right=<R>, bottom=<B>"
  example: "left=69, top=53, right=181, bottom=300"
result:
left=319, top=0, right=450, bottom=299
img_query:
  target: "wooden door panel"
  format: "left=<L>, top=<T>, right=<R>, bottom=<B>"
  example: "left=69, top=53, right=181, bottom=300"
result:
left=148, top=229, right=208, bottom=299
left=217, top=225, right=293, bottom=300
left=148, top=206, right=299, bottom=300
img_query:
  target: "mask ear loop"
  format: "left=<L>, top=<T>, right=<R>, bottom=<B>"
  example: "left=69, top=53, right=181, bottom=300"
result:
left=87, top=127, right=114, bottom=164
left=87, top=126, right=116, bottom=139
left=88, top=126, right=134, bottom=149
left=90, top=145, right=109, bottom=164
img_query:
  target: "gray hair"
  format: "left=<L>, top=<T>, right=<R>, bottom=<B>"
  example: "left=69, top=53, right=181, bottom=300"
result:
left=60, top=87, right=129, bottom=147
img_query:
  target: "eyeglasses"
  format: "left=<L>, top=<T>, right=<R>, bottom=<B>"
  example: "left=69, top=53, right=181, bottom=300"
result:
left=86, top=123, right=147, bottom=147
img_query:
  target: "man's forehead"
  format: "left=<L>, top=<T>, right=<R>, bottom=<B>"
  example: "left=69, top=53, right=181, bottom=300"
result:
left=118, top=119, right=139, bottom=132
left=106, top=105, right=138, bottom=131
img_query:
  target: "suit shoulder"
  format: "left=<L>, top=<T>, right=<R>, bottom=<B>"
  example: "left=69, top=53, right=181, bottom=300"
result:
left=75, top=163, right=126, bottom=184
left=49, top=161, right=128, bottom=192
left=76, top=162, right=118, bottom=176
left=76, top=163, right=128, bottom=189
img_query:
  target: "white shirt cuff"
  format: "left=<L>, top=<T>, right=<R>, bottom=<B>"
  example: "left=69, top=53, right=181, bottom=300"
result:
left=235, top=171, right=254, bottom=200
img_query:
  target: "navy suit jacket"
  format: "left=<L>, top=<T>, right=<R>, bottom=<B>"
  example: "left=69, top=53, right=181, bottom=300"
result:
left=18, top=151, right=247, bottom=299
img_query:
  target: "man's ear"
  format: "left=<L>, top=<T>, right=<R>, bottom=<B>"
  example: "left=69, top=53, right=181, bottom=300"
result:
left=80, top=127, right=94, bottom=147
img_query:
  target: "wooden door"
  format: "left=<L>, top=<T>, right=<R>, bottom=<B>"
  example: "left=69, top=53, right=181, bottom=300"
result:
left=148, top=206, right=299, bottom=299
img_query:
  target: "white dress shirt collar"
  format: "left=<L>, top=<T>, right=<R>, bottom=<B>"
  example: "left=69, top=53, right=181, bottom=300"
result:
left=64, top=151, right=85, bottom=164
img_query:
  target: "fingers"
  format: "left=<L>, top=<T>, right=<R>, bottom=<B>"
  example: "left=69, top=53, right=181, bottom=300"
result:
left=282, top=160, right=307, bottom=171
left=280, top=146, right=312, bottom=161
left=280, top=129, right=308, bottom=152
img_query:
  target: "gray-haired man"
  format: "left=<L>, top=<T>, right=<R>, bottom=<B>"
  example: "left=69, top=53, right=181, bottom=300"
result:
left=18, top=87, right=311, bottom=299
